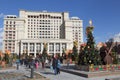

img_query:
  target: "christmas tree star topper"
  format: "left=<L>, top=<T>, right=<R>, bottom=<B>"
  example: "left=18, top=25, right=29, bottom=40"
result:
left=89, top=20, right=92, bottom=26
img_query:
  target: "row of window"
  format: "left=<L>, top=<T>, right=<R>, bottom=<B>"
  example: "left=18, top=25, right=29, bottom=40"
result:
left=28, top=15, right=61, bottom=19
left=72, top=27, right=82, bottom=29
left=4, top=41, right=15, bottom=52
left=5, top=27, right=16, bottom=30
left=5, top=25, right=16, bottom=27
left=6, top=34, right=15, bottom=36
left=28, top=23, right=61, bottom=26
left=5, top=37, right=15, bottom=39
left=27, top=19, right=61, bottom=24
left=28, top=27, right=53, bottom=30
left=74, top=31, right=81, bottom=34
left=28, top=30, right=59, bottom=34
left=28, top=30, right=59, bottom=33
left=6, top=21, right=16, bottom=24
left=28, top=19, right=51, bottom=22
left=28, top=25, right=60, bottom=27
left=5, top=43, right=15, bottom=46
left=4, top=47, right=15, bottom=53
left=28, top=33, right=53, bottom=36
left=6, top=16, right=17, bottom=18
left=23, top=43, right=66, bottom=52
left=5, top=31, right=15, bottom=33
left=28, top=36, right=59, bottom=39
left=28, top=22, right=51, bottom=24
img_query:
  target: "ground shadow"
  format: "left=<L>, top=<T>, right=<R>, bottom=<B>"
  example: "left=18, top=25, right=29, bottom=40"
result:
left=41, top=71, right=55, bottom=75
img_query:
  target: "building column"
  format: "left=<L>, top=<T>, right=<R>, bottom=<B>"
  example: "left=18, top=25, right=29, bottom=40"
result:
left=66, top=43, right=68, bottom=51
left=60, top=43, right=62, bottom=56
left=28, top=43, right=30, bottom=56
left=34, top=43, right=36, bottom=57
left=47, top=43, right=49, bottom=55
left=16, top=42, right=18, bottom=55
left=54, top=43, right=56, bottom=55
left=41, top=43, right=43, bottom=54
left=20, top=42, right=23, bottom=55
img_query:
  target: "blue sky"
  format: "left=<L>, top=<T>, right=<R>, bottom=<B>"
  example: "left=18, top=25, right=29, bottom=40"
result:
left=0, top=0, right=120, bottom=44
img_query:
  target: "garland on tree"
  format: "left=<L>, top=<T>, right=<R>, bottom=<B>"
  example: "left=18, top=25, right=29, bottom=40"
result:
left=78, top=20, right=101, bottom=65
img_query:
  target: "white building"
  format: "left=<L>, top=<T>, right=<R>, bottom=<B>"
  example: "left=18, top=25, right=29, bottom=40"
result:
left=3, top=10, right=83, bottom=57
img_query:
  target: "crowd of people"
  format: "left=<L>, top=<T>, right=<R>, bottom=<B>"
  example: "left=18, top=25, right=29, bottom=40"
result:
left=51, top=54, right=61, bottom=75
left=18, top=54, right=62, bottom=75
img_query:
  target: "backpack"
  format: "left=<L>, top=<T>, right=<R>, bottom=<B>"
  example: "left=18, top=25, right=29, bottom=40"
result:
left=57, top=60, right=61, bottom=68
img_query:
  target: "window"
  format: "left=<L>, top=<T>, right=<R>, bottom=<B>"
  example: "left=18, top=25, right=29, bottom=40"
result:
left=36, top=43, right=41, bottom=52
left=49, top=43, right=54, bottom=51
left=62, top=43, right=66, bottom=50
left=23, top=43, right=28, bottom=51
left=56, top=43, right=60, bottom=51
left=30, top=43, right=34, bottom=52
left=28, top=15, right=30, bottom=18
left=10, top=21, right=12, bottom=24
left=14, top=21, right=15, bottom=24
left=6, top=21, right=8, bottom=24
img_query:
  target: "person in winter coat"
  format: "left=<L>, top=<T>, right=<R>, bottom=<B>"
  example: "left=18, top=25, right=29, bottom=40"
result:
left=52, top=56, right=58, bottom=75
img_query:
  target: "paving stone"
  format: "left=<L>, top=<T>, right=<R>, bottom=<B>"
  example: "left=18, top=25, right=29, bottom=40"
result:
left=0, top=65, right=49, bottom=80
left=1, top=64, right=120, bottom=80
left=35, top=65, right=120, bottom=80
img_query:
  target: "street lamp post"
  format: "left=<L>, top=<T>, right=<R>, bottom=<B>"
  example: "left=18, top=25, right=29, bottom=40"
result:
left=30, top=65, right=34, bottom=78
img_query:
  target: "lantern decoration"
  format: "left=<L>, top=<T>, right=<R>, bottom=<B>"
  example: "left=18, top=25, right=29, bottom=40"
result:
left=99, top=65, right=103, bottom=71
left=0, top=52, right=2, bottom=58
left=118, top=65, right=120, bottom=70
left=5, top=50, right=10, bottom=55
left=103, top=65, right=107, bottom=71
left=95, top=67, right=99, bottom=71
left=90, top=64, right=94, bottom=71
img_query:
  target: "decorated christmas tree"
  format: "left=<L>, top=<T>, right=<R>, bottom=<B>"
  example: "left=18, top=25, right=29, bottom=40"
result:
left=72, top=40, right=78, bottom=61
left=62, top=48, right=66, bottom=59
left=78, top=20, right=101, bottom=65
left=4, top=50, right=11, bottom=64
left=42, top=43, right=48, bottom=62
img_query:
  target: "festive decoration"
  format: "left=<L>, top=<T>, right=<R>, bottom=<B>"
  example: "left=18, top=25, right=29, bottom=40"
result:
left=78, top=20, right=101, bottom=65
left=4, top=50, right=11, bottom=64
left=5, top=50, right=10, bottom=55
left=72, top=40, right=78, bottom=61
left=0, top=50, right=13, bottom=68
left=0, top=51, right=3, bottom=61
left=41, top=43, right=48, bottom=62
left=76, top=20, right=120, bottom=72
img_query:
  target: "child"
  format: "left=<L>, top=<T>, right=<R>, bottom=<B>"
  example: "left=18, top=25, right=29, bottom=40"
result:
left=35, top=61, right=39, bottom=69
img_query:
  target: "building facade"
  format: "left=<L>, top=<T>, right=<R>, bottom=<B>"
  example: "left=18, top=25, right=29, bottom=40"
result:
left=3, top=10, right=83, bottom=57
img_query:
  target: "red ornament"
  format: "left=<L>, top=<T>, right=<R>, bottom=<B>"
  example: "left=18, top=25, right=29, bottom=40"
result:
left=95, top=67, right=99, bottom=71
left=118, top=66, right=120, bottom=69
left=112, top=67, right=114, bottom=70
left=103, top=67, right=107, bottom=70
